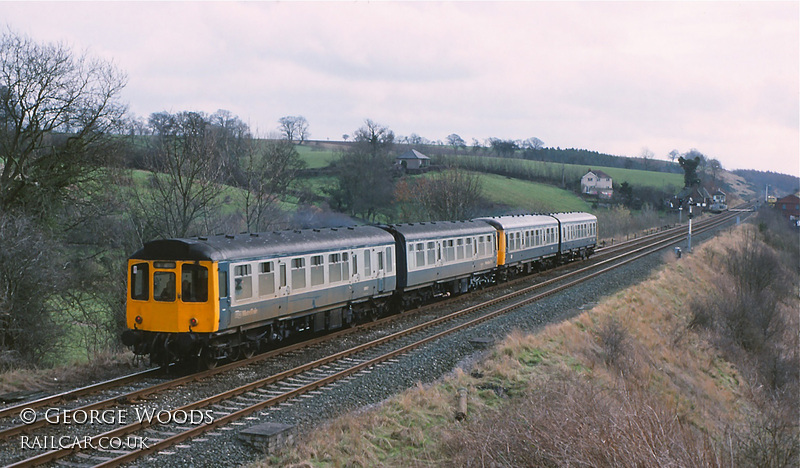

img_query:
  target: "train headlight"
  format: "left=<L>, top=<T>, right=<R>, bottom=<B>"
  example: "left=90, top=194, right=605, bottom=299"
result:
left=135, top=315, right=143, bottom=324
left=189, top=318, right=198, bottom=327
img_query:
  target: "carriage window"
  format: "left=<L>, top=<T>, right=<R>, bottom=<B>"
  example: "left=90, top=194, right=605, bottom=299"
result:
left=363, top=250, right=371, bottom=277
left=131, top=263, right=149, bottom=300
left=378, top=251, right=384, bottom=271
left=292, top=258, right=306, bottom=290
left=234, top=264, right=252, bottom=300
left=311, top=255, right=324, bottom=286
left=427, top=242, right=436, bottom=264
left=385, top=247, right=392, bottom=272
left=445, top=239, right=455, bottom=262
left=181, top=264, right=208, bottom=302
left=329, top=253, right=343, bottom=283
left=154, top=271, right=176, bottom=302
left=219, top=270, right=228, bottom=297
left=416, top=243, right=425, bottom=267
left=456, top=238, right=465, bottom=260
left=259, top=261, right=275, bottom=296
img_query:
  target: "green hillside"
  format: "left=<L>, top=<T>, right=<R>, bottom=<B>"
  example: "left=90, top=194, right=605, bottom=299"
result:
left=473, top=172, right=592, bottom=212
left=438, top=154, right=684, bottom=190
left=295, top=144, right=338, bottom=169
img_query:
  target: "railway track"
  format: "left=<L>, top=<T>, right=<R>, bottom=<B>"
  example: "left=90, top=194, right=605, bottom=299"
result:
left=2, top=207, right=747, bottom=467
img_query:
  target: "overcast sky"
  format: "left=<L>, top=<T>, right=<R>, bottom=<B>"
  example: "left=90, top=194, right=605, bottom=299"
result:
left=3, top=1, right=798, bottom=175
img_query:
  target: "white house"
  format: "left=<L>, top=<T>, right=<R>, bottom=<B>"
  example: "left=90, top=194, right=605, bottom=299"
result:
left=395, top=149, right=431, bottom=170
left=581, top=169, right=613, bottom=199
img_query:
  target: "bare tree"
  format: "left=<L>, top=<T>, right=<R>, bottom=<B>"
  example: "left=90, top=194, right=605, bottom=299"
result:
left=521, top=137, right=544, bottom=151
left=0, top=213, right=64, bottom=366
left=489, top=138, right=519, bottom=157
left=209, top=109, right=251, bottom=184
left=668, top=149, right=681, bottom=163
left=447, top=133, right=466, bottom=155
left=328, top=119, right=395, bottom=222
left=131, top=111, right=228, bottom=239
left=353, top=118, right=395, bottom=154
left=395, top=167, right=483, bottom=221
left=0, top=29, right=127, bottom=215
left=278, top=115, right=309, bottom=142
left=640, top=147, right=654, bottom=170
left=406, top=133, right=428, bottom=145
left=708, top=158, right=722, bottom=185
left=239, top=139, right=305, bottom=231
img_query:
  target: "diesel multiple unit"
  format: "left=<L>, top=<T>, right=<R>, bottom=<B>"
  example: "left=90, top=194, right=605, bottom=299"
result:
left=123, top=213, right=597, bottom=366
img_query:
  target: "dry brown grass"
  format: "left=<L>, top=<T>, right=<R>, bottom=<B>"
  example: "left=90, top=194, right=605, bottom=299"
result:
left=0, top=349, right=136, bottom=395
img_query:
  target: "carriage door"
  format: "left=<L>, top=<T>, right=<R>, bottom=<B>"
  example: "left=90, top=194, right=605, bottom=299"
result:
left=278, top=261, right=288, bottom=296
left=376, top=249, right=386, bottom=292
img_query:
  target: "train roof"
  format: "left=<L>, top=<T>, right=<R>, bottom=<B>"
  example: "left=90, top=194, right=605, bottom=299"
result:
left=473, top=214, right=559, bottom=231
left=130, top=226, right=396, bottom=262
left=550, top=212, right=597, bottom=224
left=383, top=220, right=496, bottom=243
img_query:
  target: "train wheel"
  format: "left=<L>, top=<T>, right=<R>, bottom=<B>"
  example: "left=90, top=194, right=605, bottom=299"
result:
left=241, top=343, right=256, bottom=359
left=198, top=348, right=218, bottom=371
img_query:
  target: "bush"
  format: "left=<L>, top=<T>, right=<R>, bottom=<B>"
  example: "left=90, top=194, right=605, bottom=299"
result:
left=0, top=213, right=65, bottom=365
left=444, top=374, right=728, bottom=467
left=598, top=316, right=629, bottom=368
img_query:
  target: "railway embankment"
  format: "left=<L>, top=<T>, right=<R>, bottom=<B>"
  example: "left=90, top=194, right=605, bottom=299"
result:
left=262, top=212, right=798, bottom=467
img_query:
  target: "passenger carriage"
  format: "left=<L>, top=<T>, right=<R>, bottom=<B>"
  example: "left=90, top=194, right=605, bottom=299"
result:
left=124, top=226, right=397, bottom=366
left=382, top=220, right=498, bottom=306
left=552, top=212, right=597, bottom=260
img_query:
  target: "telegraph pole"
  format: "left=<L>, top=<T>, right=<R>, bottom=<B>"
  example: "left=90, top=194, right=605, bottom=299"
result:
left=687, top=197, right=693, bottom=252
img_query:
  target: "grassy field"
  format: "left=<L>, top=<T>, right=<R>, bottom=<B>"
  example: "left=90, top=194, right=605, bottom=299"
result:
left=473, top=172, right=593, bottom=213
left=439, top=154, right=684, bottom=190
left=295, top=144, right=338, bottom=169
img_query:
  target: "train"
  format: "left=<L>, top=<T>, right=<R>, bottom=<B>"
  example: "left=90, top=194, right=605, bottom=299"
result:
left=122, top=212, right=597, bottom=367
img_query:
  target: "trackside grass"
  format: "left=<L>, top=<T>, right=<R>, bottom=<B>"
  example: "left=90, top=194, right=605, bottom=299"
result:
left=257, top=220, right=798, bottom=467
